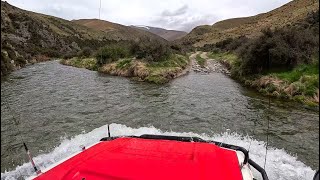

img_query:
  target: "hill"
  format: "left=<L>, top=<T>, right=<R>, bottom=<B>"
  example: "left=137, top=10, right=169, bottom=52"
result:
left=72, top=19, right=168, bottom=42
left=178, top=0, right=319, bottom=47
left=131, top=25, right=187, bottom=41
left=1, top=1, right=167, bottom=76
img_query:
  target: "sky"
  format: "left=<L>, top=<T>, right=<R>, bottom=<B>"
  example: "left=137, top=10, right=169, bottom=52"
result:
left=6, top=0, right=292, bottom=32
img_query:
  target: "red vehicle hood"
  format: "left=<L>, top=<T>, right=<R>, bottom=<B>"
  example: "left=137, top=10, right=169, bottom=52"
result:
left=33, top=137, right=242, bottom=180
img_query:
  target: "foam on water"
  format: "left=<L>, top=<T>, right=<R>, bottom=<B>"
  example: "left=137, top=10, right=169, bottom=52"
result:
left=1, top=124, right=315, bottom=180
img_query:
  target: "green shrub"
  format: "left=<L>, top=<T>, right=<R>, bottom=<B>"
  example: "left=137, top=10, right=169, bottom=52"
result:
left=225, top=36, right=249, bottom=51
left=215, top=38, right=234, bottom=49
left=134, top=40, right=171, bottom=62
left=95, top=44, right=130, bottom=66
left=201, top=44, right=216, bottom=52
left=93, top=38, right=174, bottom=66
left=236, top=26, right=319, bottom=75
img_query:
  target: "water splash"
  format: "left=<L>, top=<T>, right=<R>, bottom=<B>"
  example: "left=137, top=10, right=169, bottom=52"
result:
left=1, top=124, right=315, bottom=180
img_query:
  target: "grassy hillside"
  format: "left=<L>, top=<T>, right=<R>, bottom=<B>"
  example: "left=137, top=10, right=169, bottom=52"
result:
left=73, top=19, right=168, bottom=43
left=178, top=0, right=319, bottom=47
left=131, top=26, right=187, bottom=41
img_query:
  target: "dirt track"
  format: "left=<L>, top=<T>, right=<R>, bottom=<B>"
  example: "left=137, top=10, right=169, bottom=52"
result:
left=189, top=52, right=230, bottom=75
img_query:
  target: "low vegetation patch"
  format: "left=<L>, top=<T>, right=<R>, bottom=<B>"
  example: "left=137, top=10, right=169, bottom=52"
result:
left=145, top=54, right=189, bottom=84
left=60, top=57, right=98, bottom=71
left=270, top=61, right=319, bottom=105
left=271, top=62, right=319, bottom=83
left=147, top=54, right=189, bottom=69
left=195, top=54, right=206, bottom=68
left=116, top=58, right=132, bottom=69
left=207, top=51, right=237, bottom=69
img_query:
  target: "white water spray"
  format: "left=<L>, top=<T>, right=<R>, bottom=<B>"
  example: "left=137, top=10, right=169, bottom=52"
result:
left=1, top=124, right=315, bottom=180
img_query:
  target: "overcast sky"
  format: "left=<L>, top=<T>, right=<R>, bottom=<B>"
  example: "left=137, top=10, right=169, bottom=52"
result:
left=7, top=0, right=291, bottom=32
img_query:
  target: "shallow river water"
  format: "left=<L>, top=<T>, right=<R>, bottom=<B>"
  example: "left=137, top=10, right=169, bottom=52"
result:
left=1, top=61, right=319, bottom=179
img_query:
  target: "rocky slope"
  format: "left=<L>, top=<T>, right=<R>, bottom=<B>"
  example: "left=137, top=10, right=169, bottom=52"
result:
left=178, top=0, right=319, bottom=47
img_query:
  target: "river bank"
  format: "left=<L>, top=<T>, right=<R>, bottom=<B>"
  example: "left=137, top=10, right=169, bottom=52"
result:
left=60, top=54, right=191, bottom=84
left=206, top=51, right=319, bottom=108
left=1, top=48, right=53, bottom=79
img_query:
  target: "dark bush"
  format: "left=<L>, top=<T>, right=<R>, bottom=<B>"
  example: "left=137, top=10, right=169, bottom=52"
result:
left=215, top=38, right=234, bottom=49
left=208, top=9, right=319, bottom=77
left=305, top=10, right=319, bottom=29
left=137, top=43, right=171, bottom=62
left=15, top=56, right=26, bottom=65
left=225, top=36, right=249, bottom=51
left=200, top=44, right=216, bottom=52
left=77, top=47, right=93, bottom=58
left=95, top=44, right=130, bottom=65
left=236, top=26, right=319, bottom=75
left=42, top=49, right=61, bottom=58
left=170, top=44, right=186, bottom=55
left=94, top=39, right=173, bottom=66
left=132, top=39, right=172, bottom=62
left=62, top=51, right=77, bottom=59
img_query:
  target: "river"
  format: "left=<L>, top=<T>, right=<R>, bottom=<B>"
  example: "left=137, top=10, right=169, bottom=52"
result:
left=1, top=60, right=319, bottom=180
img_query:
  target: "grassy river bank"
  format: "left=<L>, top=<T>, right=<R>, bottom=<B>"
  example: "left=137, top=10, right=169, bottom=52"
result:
left=60, top=54, right=190, bottom=84
left=208, top=52, right=319, bottom=107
